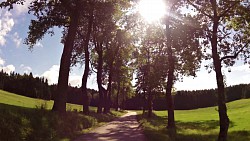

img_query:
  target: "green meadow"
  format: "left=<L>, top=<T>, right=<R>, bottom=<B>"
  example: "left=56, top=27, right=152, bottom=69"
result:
left=0, top=90, right=125, bottom=141
left=137, top=98, right=250, bottom=141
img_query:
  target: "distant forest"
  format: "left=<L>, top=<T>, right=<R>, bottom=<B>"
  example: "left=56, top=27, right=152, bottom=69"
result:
left=0, top=70, right=98, bottom=105
left=1, top=70, right=250, bottom=110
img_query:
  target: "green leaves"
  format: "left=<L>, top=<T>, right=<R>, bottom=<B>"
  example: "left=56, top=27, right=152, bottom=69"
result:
left=0, top=0, right=25, bottom=10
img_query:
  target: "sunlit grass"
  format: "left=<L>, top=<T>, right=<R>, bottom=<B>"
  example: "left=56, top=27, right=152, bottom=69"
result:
left=137, top=98, right=250, bottom=141
left=0, top=90, right=126, bottom=141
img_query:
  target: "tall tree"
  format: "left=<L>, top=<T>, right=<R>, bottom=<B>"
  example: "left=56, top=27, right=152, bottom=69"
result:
left=0, top=0, right=83, bottom=113
left=164, top=1, right=203, bottom=138
left=134, top=24, right=167, bottom=118
left=52, top=1, right=80, bottom=113
left=186, top=0, right=250, bottom=140
left=89, top=0, right=131, bottom=113
left=70, top=1, right=95, bottom=114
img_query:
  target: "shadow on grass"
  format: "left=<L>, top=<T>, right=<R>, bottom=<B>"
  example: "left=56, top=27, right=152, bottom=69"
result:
left=137, top=112, right=250, bottom=141
left=0, top=103, right=121, bottom=141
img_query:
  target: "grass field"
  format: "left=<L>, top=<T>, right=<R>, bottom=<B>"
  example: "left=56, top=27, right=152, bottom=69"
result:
left=137, top=98, right=250, bottom=141
left=0, top=90, right=125, bottom=141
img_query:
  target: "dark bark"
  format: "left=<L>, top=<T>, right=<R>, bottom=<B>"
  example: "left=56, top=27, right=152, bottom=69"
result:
left=115, top=80, right=120, bottom=111
left=81, top=9, right=93, bottom=114
left=52, top=4, right=79, bottom=113
left=121, top=83, right=125, bottom=110
left=96, top=43, right=104, bottom=113
left=142, top=90, right=146, bottom=114
left=165, top=15, right=175, bottom=129
left=210, top=3, right=229, bottom=140
left=147, top=90, right=153, bottom=118
left=105, top=39, right=121, bottom=113
left=104, top=65, right=113, bottom=113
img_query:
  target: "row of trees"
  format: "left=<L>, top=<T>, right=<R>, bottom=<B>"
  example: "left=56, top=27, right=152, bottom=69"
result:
left=125, top=83, right=250, bottom=110
left=176, top=84, right=250, bottom=110
left=1, top=0, right=250, bottom=140
left=0, top=71, right=51, bottom=99
left=0, top=70, right=101, bottom=106
left=1, top=69, right=249, bottom=111
left=0, top=67, right=130, bottom=108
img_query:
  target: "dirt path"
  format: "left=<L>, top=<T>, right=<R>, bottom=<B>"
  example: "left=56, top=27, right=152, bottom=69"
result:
left=74, top=111, right=147, bottom=141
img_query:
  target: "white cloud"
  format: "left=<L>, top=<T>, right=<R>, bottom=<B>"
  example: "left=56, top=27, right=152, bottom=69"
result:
left=12, top=32, right=22, bottom=47
left=0, top=57, right=15, bottom=74
left=20, top=64, right=32, bottom=74
left=42, top=65, right=59, bottom=85
left=0, top=57, right=5, bottom=66
left=0, top=64, right=15, bottom=74
left=40, top=65, right=83, bottom=87
left=13, top=0, right=33, bottom=16
left=34, top=42, right=43, bottom=48
left=69, top=75, right=82, bottom=87
left=175, top=64, right=250, bottom=91
left=230, top=65, right=250, bottom=73
left=175, top=71, right=217, bottom=91
left=0, top=11, right=14, bottom=46
left=223, top=64, right=250, bottom=86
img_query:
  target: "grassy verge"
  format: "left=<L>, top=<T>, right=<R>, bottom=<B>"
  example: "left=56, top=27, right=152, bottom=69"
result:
left=137, top=98, right=250, bottom=141
left=0, top=90, right=126, bottom=141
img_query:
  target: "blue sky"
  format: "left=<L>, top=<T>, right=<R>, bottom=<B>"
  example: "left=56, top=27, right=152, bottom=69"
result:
left=0, top=1, right=250, bottom=91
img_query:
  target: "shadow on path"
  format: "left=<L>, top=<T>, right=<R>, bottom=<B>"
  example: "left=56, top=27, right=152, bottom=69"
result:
left=74, top=111, right=147, bottom=141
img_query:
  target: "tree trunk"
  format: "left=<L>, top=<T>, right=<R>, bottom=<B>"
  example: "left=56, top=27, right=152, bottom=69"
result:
left=97, top=43, right=104, bottom=113
left=147, top=90, right=153, bottom=118
left=52, top=5, right=79, bottom=113
left=211, top=10, right=229, bottom=141
left=165, top=15, right=175, bottom=129
left=143, top=90, right=146, bottom=114
left=81, top=9, right=93, bottom=114
left=121, top=83, right=125, bottom=110
left=165, top=11, right=176, bottom=140
left=115, top=80, right=120, bottom=111
left=104, top=64, right=113, bottom=113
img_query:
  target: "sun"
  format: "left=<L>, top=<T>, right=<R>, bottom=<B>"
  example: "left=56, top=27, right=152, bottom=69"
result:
left=138, top=0, right=166, bottom=23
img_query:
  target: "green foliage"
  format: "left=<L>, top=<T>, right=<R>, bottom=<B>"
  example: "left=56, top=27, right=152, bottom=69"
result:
left=137, top=98, right=250, bottom=141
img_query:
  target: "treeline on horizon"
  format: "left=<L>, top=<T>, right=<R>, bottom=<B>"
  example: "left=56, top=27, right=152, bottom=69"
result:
left=126, top=84, right=250, bottom=110
left=1, top=70, right=250, bottom=110
left=0, top=70, right=99, bottom=104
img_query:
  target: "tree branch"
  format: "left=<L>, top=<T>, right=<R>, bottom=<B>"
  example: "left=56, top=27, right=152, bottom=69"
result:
left=187, top=0, right=213, bottom=19
left=59, top=0, right=73, bottom=12
left=220, top=43, right=249, bottom=62
left=218, top=1, right=241, bottom=18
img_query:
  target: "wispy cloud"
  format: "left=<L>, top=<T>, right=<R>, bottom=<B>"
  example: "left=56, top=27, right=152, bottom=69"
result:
left=13, top=0, right=33, bottom=16
left=0, top=11, right=14, bottom=46
left=12, top=32, right=22, bottom=48
left=20, top=64, right=32, bottom=74
left=0, top=57, right=5, bottom=66
left=34, top=42, right=43, bottom=48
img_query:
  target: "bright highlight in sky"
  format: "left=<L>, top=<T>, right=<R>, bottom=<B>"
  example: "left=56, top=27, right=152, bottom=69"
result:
left=138, top=0, right=166, bottom=23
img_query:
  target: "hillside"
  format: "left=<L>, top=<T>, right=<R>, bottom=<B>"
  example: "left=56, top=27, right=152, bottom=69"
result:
left=0, top=90, right=53, bottom=108
left=0, top=90, right=124, bottom=141
left=138, top=98, right=250, bottom=141
left=0, top=89, right=87, bottom=111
